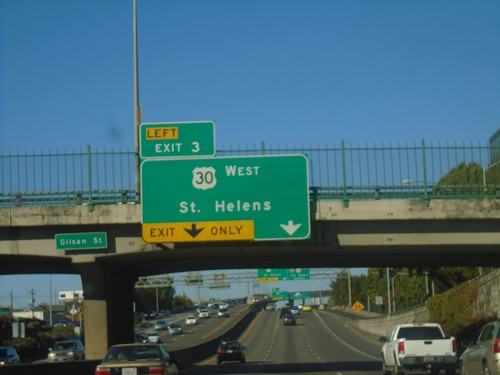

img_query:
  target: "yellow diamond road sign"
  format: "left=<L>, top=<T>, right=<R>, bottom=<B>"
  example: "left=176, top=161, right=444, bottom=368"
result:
left=142, top=220, right=254, bottom=243
left=352, top=301, right=365, bottom=314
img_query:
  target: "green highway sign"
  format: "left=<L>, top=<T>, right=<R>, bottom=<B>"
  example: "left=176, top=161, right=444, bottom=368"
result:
left=55, top=232, right=108, bottom=251
left=140, top=121, right=215, bottom=159
left=290, top=292, right=311, bottom=300
left=272, top=290, right=289, bottom=300
left=258, top=268, right=310, bottom=282
left=141, top=155, right=310, bottom=242
left=289, top=268, right=310, bottom=280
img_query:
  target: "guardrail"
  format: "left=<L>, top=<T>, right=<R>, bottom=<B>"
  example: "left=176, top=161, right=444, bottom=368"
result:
left=1, top=141, right=500, bottom=208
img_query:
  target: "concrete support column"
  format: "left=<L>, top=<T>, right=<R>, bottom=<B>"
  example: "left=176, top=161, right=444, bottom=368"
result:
left=77, top=262, right=136, bottom=360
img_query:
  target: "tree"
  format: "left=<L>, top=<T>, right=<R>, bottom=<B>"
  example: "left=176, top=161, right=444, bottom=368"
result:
left=134, top=285, right=175, bottom=312
left=437, top=162, right=483, bottom=186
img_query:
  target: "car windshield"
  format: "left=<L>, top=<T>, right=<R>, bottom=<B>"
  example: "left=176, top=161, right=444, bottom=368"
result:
left=54, top=342, right=74, bottom=350
left=0, top=348, right=7, bottom=356
left=220, top=341, right=240, bottom=350
left=104, top=346, right=162, bottom=362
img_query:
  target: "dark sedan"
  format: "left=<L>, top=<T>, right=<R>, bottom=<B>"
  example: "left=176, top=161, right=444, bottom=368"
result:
left=283, top=314, right=296, bottom=325
left=216, top=340, right=246, bottom=364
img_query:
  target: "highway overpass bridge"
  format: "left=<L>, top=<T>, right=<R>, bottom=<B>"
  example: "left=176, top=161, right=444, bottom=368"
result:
left=2, top=197, right=500, bottom=359
left=2, top=140, right=500, bottom=359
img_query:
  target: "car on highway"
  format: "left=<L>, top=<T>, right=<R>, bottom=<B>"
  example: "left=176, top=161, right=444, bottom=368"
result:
left=168, top=323, right=183, bottom=335
left=279, top=307, right=291, bottom=318
left=218, top=308, right=229, bottom=318
left=135, top=332, right=149, bottom=343
left=291, top=306, right=300, bottom=315
left=216, top=340, right=246, bottom=364
left=302, top=305, right=313, bottom=312
left=283, top=314, right=296, bottom=326
left=198, top=308, right=210, bottom=318
left=47, top=339, right=85, bottom=362
left=0, top=345, right=20, bottom=366
left=460, top=320, right=500, bottom=375
left=196, top=305, right=207, bottom=313
left=147, top=331, right=161, bottom=343
left=155, top=320, right=168, bottom=330
left=54, top=319, right=76, bottom=327
left=265, top=303, right=276, bottom=311
left=95, top=343, right=178, bottom=375
left=185, top=315, right=198, bottom=325
left=158, top=309, right=170, bottom=317
left=145, top=310, right=157, bottom=320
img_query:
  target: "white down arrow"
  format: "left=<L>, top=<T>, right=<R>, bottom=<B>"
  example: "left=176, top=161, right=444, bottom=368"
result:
left=280, top=220, right=302, bottom=236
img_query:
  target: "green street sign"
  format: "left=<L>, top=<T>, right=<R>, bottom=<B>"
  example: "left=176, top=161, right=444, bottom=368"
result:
left=140, top=121, right=215, bottom=159
left=289, top=268, right=310, bottom=280
left=55, top=232, right=108, bottom=250
left=272, top=290, right=289, bottom=300
left=141, top=155, right=310, bottom=242
left=258, top=268, right=310, bottom=281
left=290, top=292, right=311, bottom=300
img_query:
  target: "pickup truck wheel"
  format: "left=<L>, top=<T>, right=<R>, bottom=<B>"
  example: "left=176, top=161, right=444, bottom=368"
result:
left=382, top=361, right=391, bottom=375
left=394, top=362, right=404, bottom=375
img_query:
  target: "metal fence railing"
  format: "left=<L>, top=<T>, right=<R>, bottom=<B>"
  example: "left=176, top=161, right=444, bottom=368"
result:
left=1, top=141, right=500, bottom=208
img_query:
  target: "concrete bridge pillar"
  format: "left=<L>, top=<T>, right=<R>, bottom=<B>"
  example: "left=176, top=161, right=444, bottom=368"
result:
left=77, top=262, right=136, bottom=360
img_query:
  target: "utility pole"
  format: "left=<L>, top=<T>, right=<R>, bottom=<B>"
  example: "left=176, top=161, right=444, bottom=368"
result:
left=28, top=289, right=36, bottom=319
left=386, top=268, right=391, bottom=315
left=10, top=291, right=14, bottom=316
left=49, top=275, right=53, bottom=326
left=133, top=0, right=142, bottom=198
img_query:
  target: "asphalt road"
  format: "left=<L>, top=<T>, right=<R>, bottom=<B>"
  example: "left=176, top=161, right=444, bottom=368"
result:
left=180, top=308, right=384, bottom=375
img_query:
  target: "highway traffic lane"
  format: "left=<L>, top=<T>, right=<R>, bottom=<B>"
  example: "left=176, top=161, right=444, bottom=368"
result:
left=158, top=304, right=251, bottom=350
left=180, top=308, right=382, bottom=375
left=314, top=310, right=383, bottom=360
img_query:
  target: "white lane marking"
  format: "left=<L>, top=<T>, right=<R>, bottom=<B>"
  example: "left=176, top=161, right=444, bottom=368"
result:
left=314, top=311, right=380, bottom=360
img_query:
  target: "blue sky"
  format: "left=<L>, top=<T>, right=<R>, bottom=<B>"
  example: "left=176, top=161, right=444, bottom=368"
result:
left=1, top=0, right=499, bottom=308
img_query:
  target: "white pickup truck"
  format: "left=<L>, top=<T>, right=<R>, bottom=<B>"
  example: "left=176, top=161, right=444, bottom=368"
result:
left=381, top=323, right=457, bottom=375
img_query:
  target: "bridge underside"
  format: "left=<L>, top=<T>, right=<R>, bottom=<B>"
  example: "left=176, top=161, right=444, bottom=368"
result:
left=1, top=219, right=500, bottom=277
left=2, top=213, right=500, bottom=359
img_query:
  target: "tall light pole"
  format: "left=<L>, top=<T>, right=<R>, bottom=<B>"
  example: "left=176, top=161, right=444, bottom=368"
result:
left=347, top=268, right=352, bottom=307
left=133, top=0, right=141, bottom=198
left=386, top=268, right=391, bottom=315
left=482, top=159, right=500, bottom=194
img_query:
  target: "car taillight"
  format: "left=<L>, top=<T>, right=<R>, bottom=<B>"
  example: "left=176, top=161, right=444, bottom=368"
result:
left=452, top=338, right=457, bottom=353
left=398, top=341, right=405, bottom=354
left=148, top=366, right=163, bottom=375
left=218, top=349, right=226, bottom=354
left=95, top=368, right=110, bottom=375
left=493, top=339, right=500, bottom=354
left=233, top=349, right=241, bottom=353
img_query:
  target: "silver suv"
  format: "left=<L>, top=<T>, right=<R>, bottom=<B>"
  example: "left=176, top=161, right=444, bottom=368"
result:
left=47, top=339, right=85, bottom=362
left=460, top=320, right=500, bottom=375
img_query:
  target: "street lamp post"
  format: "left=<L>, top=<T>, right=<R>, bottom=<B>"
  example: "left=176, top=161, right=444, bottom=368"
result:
left=133, top=0, right=142, bottom=198
left=482, top=160, right=500, bottom=194
left=386, top=268, right=391, bottom=315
